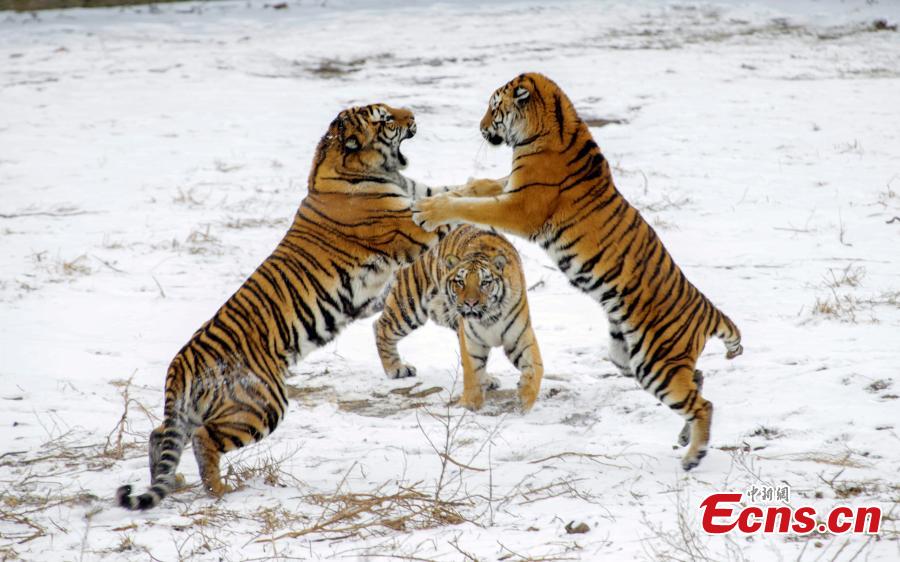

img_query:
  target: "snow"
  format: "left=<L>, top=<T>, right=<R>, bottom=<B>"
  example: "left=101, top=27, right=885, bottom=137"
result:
left=1, top=0, right=898, bottom=560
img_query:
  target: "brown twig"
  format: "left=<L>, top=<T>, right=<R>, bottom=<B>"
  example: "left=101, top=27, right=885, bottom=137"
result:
left=91, top=254, right=125, bottom=273
left=151, top=275, right=166, bottom=298
left=528, top=450, right=625, bottom=468
left=439, top=453, right=487, bottom=472
left=104, top=371, right=136, bottom=459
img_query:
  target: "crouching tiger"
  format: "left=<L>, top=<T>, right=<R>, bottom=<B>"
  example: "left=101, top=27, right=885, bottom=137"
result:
left=117, top=104, right=464, bottom=510
left=374, top=225, right=543, bottom=411
left=413, top=73, right=742, bottom=471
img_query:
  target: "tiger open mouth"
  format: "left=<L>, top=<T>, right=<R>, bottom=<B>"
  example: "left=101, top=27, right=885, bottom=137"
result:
left=395, top=125, right=414, bottom=168
left=482, top=129, right=503, bottom=146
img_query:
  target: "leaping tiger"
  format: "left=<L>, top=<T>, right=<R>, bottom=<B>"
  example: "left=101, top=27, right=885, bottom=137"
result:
left=117, top=104, right=462, bottom=510
left=412, top=73, right=742, bottom=471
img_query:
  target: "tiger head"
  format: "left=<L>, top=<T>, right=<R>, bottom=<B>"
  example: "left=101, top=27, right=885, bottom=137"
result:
left=480, top=72, right=571, bottom=148
left=442, top=247, right=510, bottom=322
left=316, top=103, right=417, bottom=178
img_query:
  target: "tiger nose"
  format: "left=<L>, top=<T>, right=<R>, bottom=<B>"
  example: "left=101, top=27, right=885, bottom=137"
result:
left=406, top=119, right=416, bottom=139
left=464, top=297, right=479, bottom=307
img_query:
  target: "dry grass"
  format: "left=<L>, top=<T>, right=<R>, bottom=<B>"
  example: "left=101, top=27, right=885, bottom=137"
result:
left=810, top=283, right=898, bottom=323
left=834, top=139, right=863, bottom=155
left=248, top=403, right=482, bottom=545
left=652, top=216, right=678, bottom=230
left=811, top=291, right=866, bottom=322
left=214, top=160, right=244, bottom=174
left=865, top=379, right=893, bottom=393
left=224, top=448, right=305, bottom=491
left=748, top=425, right=782, bottom=440
left=59, top=254, right=91, bottom=276
left=308, top=57, right=367, bottom=78
left=3, top=378, right=612, bottom=559
left=636, top=193, right=693, bottom=213
left=221, top=216, right=288, bottom=230
left=172, top=186, right=207, bottom=206
left=100, top=234, right=125, bottom=250
left=55, top=254, right=93, bottom=277
left=184, top=225, right=222, bottom=255
left=178, top=503, right=245, bottom=530
left=496, top=543, right=582, bottom=562
left=30, top=251, right=93, bottom=280
left=304, top=53, right=395, bottom=79
left=240, top=397, right=607, bottom=551
left=104, top=373, right=157, bottom=460
left=261, top=483, right=470, bottom=541
left=582, top=116, right=628, bottom=128
left=877, top=175, right=898, bottom=208
left=0, top=456, right=103, bottom=548
left=823, top=264, right=865, bottom=289
left=759, top=450, right=871, bottom=469
left=873, top=290, right=900, bottom=307
left=0, top=205, right=96, bottom=219
left=0, top=380, right=156, bottom=552
left=640, top=483, right=747, bottom=562
left=808, top=263, right=885, bottom=323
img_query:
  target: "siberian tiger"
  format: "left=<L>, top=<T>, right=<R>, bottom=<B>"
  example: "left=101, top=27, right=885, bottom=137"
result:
left=117, top=104, right=463, bottom=510
left=374, top=225, right=543, bottom=411
left=412, top=73, right=742, bottom=471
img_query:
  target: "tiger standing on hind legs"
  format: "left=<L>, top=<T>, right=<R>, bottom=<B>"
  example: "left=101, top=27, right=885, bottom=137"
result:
left=412, top=73, right=743, bottom=471
left=117, top=104, right=472, bottom=510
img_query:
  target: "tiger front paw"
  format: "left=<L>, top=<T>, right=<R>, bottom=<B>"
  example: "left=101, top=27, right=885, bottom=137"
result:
left=458, top=177, right=505, bottom=197
left=517, top=378, right=540, bottom=413
left=456, top=387, right=485, bottom=412
left=479, top=372, right=500, bottom=391
left=386, top=363, right=417, bottom=379
left=412, top=196, right=452, bottom=232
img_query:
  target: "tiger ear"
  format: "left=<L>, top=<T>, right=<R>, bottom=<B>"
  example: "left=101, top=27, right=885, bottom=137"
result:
left=514, top=86, right=530, bottom=106
left=492, top=254, right=507, bottom=271
left=445, top=254, right=460, bottom=268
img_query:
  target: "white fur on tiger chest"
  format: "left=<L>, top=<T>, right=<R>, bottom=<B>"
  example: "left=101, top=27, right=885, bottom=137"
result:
left=354, top=255, right=396, bottom=307
left=288, top=256, right=396, bottom=363
left=424, top=294, right=507, bottom=349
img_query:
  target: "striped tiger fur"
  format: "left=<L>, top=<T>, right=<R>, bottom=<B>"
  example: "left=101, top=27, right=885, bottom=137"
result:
left=374, top=225, right=543, bottom=411
left=412, top=73, right=742, bottom=471
left=117, top=103, right=458, bottom=510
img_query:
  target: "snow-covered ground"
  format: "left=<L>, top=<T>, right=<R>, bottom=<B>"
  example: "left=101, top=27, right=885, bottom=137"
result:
left=1, top=0, right=898, bottom=560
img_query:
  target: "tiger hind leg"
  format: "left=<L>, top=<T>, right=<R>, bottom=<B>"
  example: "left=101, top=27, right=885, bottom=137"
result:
left=148, top=425, right=165, bottom=481
left=677, top=370, right=704, bottom=447
left=192, top=426, right=232, bottom=497
left=642, top=364, right=712, bottom=471
left=608, top=323, right=633, bottom=377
